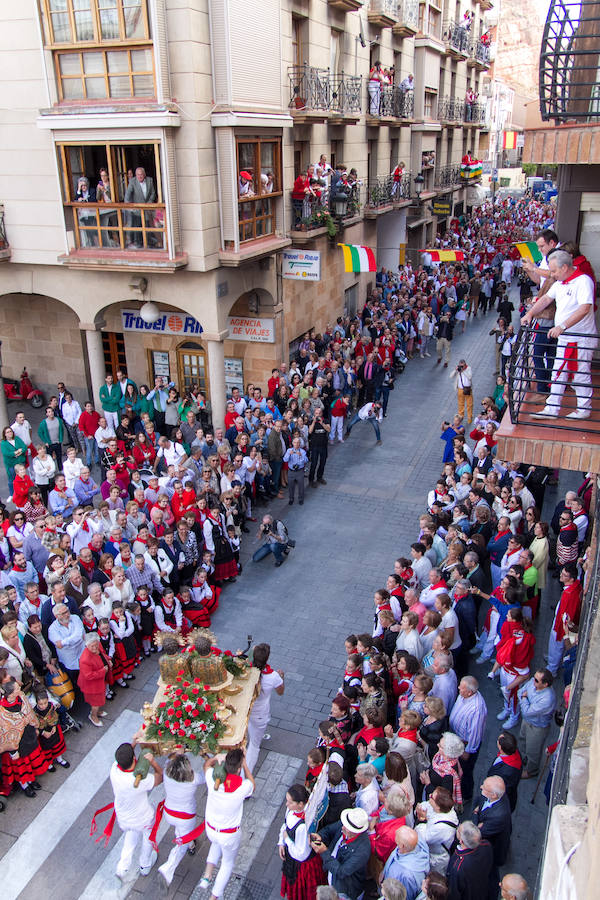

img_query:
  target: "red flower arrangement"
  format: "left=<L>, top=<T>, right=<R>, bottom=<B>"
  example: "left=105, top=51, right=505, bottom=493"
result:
left=144, top=669, right=225, bottom=753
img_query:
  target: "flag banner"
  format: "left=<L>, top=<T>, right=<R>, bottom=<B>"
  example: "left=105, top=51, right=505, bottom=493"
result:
left=460, top=162, right=483, bottom=180
left=514, top=241, right=543, bottom=264
left=338, top=243, right=377, bottom=273
left=424, top=250, right=466, bottom=262
left=503, top=130, right=518, bottom=150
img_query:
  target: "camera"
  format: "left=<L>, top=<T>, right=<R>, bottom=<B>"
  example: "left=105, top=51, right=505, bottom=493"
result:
left=457, top=363, right=465, bottom=371
left=261, top=523, right=270, bottom=534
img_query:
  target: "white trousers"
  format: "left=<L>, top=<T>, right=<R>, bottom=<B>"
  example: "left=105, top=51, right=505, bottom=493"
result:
left=368, top=81, right=381, bottom=115
left=547, top=337, right=594, bottom=412
left=116, top=824, right=154, bottom=877
left=245, top=713, right=269, bottom=772
left=103, top=410, right=120, bottom=430
left=158, top=816, right=195, bottom=885
left=206, top=825, right=241, bottom=898
left=330, top=416, right=345, bottom=442
left=475, top=608, right=499, bottom=659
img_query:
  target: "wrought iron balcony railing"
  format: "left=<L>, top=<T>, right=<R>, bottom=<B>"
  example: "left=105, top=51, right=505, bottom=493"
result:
left=540, top=0, right=600, bottom=121
left=289, top=65, right=363, bottom=114
left=469, top=38, right=491, bottom=65
left=368, top=83, right=415, bottom=118
left=438, top=96, right=463, bottom=122
left=508, top=324, right=600, bottom=432
left=291, top=185, right=362, bottom=232
left=395, top=0, right=419, bottom=32
left=443, top=19, right=471, bottom=54
left=434, top=164, right=462, bottom=187
left=365, top=173, right=412, bottom=209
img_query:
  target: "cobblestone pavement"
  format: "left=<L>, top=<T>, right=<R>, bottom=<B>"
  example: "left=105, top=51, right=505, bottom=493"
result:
left=0, top=291, right=562, bottom=897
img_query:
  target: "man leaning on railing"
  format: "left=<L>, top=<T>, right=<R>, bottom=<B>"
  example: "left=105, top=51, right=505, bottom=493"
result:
left=521, top=249, right=598, bottom=420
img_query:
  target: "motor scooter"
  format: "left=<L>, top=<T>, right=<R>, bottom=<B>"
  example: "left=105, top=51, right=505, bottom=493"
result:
left=3, top=368, right=44, bottom=408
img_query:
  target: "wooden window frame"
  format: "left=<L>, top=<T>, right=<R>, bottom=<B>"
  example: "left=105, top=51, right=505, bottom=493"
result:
left=176, top=344, right=209, bottom=401
left=39, top=0, right=155, bottom=101
left=235, top=137, right=283, bottom=244
left=57, top=139, right=168, bottom=252
left=40, top=0, right=150, bottom=46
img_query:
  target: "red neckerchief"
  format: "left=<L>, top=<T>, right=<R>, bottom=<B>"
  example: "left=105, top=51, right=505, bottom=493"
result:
left=223, top=773, right=243, bottom=793
left=344, top=669, right=360, bottom=679
left=499, top=750, right=522, bottom=769
left=307, top=764, right=323, bottom=778
left=12, top=563, right=27, bottom=573
left=80, top=558, right=95, bottom=574
left=396, top=728, right=418, bottom=743
left=1, top=695, right=22, bottom=709
left=261, top=664, right=273, bottom=674
left=342, top=832, right=362, bottom=844
left=561, top=268, right=583, bottom=285
left=291, top=810, right=305, bottom=819
left=432, top=580, right=446, bottom=590
left=495, top=529, right=511, bottom=540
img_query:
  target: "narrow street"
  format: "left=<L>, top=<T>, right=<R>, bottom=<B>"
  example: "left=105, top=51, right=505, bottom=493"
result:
left=0, top=297, right=559, bottom=899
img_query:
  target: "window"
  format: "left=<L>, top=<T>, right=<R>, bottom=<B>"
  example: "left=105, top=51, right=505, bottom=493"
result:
left=424, top=90, right=437, bottom=118
left=57, top=140, right=167, bottom=252
left=102, top=331, right=127, bottom=377
left=236, top=138, right=282, bottom=243
left=40, top=0, right=154, bottom=101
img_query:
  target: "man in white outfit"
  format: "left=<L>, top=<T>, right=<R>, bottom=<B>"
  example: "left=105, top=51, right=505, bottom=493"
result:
left=199, top=749, right=255, bottom=899
left=523, top=249, right=598, bottom=419
left=157, top=751, right=205, bottom=890
left=109, top=742, right=163, bottom=879
left=245, top=643, right=285, bottom=772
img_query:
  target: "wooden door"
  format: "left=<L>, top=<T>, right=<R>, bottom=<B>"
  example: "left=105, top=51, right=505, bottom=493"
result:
left=102, top=331, right=127, bottom=378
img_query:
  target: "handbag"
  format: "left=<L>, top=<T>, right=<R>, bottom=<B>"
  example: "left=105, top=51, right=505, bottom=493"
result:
left=462, top=385, right=472, bottom=395
left=414, top=744, right=430, bottom=774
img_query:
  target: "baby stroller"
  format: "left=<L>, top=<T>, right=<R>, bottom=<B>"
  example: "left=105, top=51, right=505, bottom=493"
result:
left=394, top=346, right=408, bottom=373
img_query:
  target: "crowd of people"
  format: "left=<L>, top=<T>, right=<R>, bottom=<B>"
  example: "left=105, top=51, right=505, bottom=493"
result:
left=0, top=193, right=592, bottom=900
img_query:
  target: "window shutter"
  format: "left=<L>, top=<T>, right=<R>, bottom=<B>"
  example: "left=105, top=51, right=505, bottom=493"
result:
left=151, top=0, right=171, bottom=103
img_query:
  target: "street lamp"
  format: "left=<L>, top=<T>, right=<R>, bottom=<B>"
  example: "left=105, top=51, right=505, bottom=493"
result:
left=139, top=301, right=161, bottom=324
left=333, top=191, right=349, bottom=218
left=413, top=172, right=425, bottom=199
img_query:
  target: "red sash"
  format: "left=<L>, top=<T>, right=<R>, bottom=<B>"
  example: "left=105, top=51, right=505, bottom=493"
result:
left=149, top=799, right=198, bottom=850
left=90, top=802, right=116, bottom=846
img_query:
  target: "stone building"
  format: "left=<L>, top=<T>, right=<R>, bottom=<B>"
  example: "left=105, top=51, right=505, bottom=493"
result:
left=0, top=0, right=491, bottom=425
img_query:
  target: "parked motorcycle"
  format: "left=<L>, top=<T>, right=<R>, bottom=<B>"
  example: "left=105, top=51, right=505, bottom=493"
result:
left=3, top=368, right=44, bottom=408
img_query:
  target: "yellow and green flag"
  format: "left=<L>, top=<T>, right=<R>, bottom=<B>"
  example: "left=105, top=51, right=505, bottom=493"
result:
left=338, top=243, right=377, bottom=273
left=514, top=241, right=543, bottom=264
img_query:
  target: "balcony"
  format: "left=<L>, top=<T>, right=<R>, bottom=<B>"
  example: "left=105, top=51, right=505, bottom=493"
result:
left=496, top=324, right=600, bottom=473
left=467, top=37, right=491, bottom=69
left=289, top=188, right=362, bottom=244
left=367, top=0, right=398, bottom=28
left=434, top=164, right=462, bottom=189
left=540, top=0, right=600, bottom=123
left=442, top=20, right=470, bottom=59
left=0, top=204, right=10, bottom=262
left=392, top=0, right=419, bottom=36
left=328, top=0, right=363, bottom=9
left=366, top=84, right=415, bottom=122
left=288, top=65, right=362, bottom=123
left=465, top=101, right=488, bottom=127
left=364, top=173, right=412, bottom=217
left=438, top=95, right=463, bottom=125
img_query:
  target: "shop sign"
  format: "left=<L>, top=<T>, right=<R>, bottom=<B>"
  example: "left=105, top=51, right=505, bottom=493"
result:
left=227, top=316, right=275, bottom=343
left=121, top=309, right=203, bottom=335
left=151, top=350, right=171, bottom=378
left=432, top=201, right=451, bottom=216
left=281, top=250, right=321, bottom=281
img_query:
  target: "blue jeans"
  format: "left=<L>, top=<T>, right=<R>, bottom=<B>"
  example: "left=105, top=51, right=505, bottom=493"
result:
left=346, top=412, right=381, bottom=441
left=374, top=385, right=391, bottom=415
left=252, top=541, right=285, bottom=563
left=84, top=436, right=100, bottom=467
left=532, top=324, right=557, bottom=393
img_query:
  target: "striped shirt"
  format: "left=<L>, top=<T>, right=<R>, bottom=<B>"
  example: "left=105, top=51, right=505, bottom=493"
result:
left=449, top=692, right=488, bottom=753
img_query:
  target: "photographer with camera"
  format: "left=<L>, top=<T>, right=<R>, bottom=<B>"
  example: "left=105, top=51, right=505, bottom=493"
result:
left=252, top=514, right=295, bottom=568
left=450, top=359, right=473, bottom=424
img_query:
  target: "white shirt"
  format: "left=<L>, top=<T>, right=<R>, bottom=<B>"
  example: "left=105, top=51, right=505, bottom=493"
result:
left=355, top=781, right=379, bottom=816
left=204, top=768, right=254, bottom=830
left=163, top=771, right=204, bottom=819
left=358, top=402, right=383, bottom=422
left=32, top=454, right=56, bottom=485
left=412, top=555, right=432, bottom=589
left=441, top=608, right=461, bottom=649
left=156, top=442, right=187, bottom=467
left=63, top=457, right=85, bottom=490
left=250, top=668, right=284, bottom=722
left=83, top=594, right=113, bottom=621
left=110, top=762, right=155, bottom=830
left=547, top=272, right=597, bottom=341
left=395, top=628, right=424, bottom=659
left=95, top=424, right=116, bottom=449
left=66, top=516, right=103, bottom=555
left=62, top=400, right=82, bottom=427
left=11, top=419, right=32, bottom=445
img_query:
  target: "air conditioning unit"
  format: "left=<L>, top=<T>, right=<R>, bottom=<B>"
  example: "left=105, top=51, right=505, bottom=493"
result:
left=481, top=77, right=492, bottom=98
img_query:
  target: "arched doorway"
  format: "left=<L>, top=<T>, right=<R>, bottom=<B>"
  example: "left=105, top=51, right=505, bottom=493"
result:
left=176, top=341, right=208, bottom=398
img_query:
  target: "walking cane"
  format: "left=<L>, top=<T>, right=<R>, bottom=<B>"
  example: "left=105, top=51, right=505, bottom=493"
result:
left=530, top=751, right=551, bottom=804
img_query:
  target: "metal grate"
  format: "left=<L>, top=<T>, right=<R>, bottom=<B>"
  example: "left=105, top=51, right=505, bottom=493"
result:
left=540, top=0, right=600, bottom=121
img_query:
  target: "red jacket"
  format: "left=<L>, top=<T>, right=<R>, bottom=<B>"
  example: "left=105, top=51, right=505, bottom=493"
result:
left=267, top=376, right=280, bottom=398
left=78, top=410, right=101, bottom=438
left=370, top=814, right=406, bottom=860
left=172, top=488, right=197, bottom=521
left=12, top=473, right=34, bottom=508
left=331, top=399, right=348, bottom=418
left=553, top=581, right=582, bottom=641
